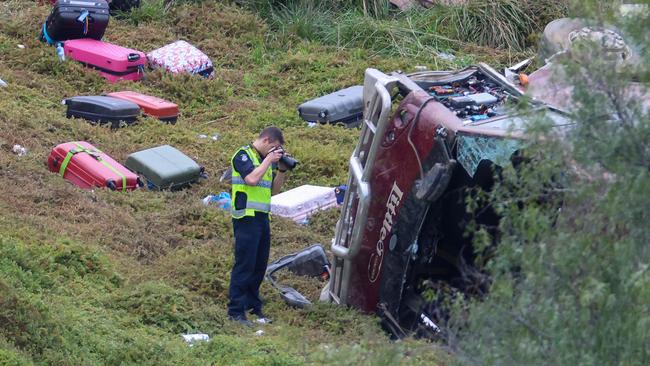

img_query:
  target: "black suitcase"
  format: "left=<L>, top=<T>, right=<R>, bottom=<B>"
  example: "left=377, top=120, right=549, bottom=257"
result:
left=40, top=0, right=109, bottom=45
left=64, top=96, right=140, bottom=128
left=297, top=85, right=364, bottom=128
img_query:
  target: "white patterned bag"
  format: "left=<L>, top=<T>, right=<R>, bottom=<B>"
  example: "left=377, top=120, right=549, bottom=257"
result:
left=147, top=40, right=214, bottom=78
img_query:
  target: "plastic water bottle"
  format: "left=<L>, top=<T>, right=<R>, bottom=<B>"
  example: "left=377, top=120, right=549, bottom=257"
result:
left=202, top=195, right=216, bottom=205
left=202, top=193, right=231, bottom=210
left=56, top=42, right=65, bottom=62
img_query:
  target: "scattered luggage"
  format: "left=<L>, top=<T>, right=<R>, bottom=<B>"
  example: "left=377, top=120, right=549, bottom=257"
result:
left=124, top=145, right=204, bottom=190
left=40, top=0, right=109, bottom=45
left=64, top=39, right=146, bottom=83
left=107, top=91, right=179, bottom=123
left=64, top=96, right=140, bottom=128
left=48, top=141, right=140, bottom=191
left=298, top=85, right=364, bottom=128
left=147, top=40, right=214, bottom=78
left=271, top=185, right=338, bottom=223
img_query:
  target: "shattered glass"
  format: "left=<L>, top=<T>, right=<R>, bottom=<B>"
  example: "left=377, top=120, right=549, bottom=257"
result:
left=456, top=135, right=521, bottom=177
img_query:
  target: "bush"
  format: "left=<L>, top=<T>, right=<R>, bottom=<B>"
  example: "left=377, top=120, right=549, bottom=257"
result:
left=447, top=2, right=650, bottom=365
left=243, top=0, right=568, bottom=58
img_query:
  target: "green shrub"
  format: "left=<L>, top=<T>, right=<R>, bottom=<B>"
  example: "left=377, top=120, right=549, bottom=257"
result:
left=448, top=2, right=650, bottom=365
left=435, top=0, right=538, bottom=50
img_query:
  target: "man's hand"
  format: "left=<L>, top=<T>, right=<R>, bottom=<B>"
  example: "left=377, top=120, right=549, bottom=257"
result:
left=278, top=157, right=289, bottom=171
left=265, top=148, right=283, bottom=164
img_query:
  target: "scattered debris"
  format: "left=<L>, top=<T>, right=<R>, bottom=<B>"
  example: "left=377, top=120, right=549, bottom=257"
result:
left=254, top=330, right=264, bottom=336
left=56, top=42, right=65, bottom=62
left=266, top=244, right=330, bottom=308
left=17, top=44, right=25, bottom=49
left=202, top=192, right=231, bottom=210
left=198, top=133, right=220, bottom=141
left=334, top=184, right=347, bottom=205
left=0, top=78, right=7, bottom=88
left=12, top=144, right=27, bottom=156
left=504, top=58, right=532, bottom=89
left=435, top=51, right=456, bottom=62
left=181, top=333, right=210, bottom=347
left=414, top=66, right=428, bottom=72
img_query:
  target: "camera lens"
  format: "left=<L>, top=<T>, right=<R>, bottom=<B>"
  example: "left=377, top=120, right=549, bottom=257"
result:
left=280, top=155, right=298, bottom=170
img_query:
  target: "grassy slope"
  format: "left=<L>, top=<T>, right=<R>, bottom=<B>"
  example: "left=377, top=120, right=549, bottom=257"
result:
left=0, top=1, right=512, bottom=364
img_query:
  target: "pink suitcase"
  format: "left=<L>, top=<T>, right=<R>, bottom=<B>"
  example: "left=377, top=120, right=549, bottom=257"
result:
left=64, top=39, right=146, bottom=83
left=271, top=185, right=337, bottom=223
left=48, top=141, right=141, bottom=191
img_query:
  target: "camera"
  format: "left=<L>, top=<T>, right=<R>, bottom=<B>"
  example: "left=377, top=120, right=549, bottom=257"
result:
left=271, top=146, right=299, bottom=171
left=280, top=154, right=298, bottom=170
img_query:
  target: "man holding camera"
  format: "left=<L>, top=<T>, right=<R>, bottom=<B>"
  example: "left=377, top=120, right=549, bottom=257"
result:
left=227, top=126, right=292, bottom=326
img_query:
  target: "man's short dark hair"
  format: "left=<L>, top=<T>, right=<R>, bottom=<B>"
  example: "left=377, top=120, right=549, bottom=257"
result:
left=259, top=126, right=284, bottom=145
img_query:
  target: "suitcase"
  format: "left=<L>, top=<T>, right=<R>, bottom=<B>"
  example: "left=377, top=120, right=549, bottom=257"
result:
left=124, top=145, right=203, bottom=190
left=48, top=141, right=141, bottom=191
left=64, top=39, right=147, bottom=83
left=298, top=85, right=364, bottom=127
left=107, top=91, right=179, bottom=123
left=64, top=96, right=141, bottom=128
left=40, top=0, right=109, bottom=45
left=147, top=40, right=214, bottom=78
left=271, top=185, right=338, bottom=223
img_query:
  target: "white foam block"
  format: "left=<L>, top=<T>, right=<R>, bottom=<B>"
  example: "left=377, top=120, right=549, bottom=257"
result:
left=271, top=185, right=337, bottom=223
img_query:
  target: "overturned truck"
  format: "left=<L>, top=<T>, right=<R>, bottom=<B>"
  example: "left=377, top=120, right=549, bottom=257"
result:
left=323, top=65, right=571, bottom=337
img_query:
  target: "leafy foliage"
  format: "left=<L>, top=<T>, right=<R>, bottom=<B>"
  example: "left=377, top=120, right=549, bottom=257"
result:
left=447, top=2, right=650, bottom=365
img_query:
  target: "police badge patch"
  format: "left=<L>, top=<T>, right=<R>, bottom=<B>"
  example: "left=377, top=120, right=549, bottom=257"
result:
left=241, top=154, right=248, bottom=162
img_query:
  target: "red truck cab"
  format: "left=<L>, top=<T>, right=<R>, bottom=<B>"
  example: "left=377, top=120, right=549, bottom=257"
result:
left=325, top=65, right=571, bottom=337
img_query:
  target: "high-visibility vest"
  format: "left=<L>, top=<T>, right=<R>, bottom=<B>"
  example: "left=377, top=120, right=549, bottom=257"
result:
left=230, top=146, right=272, bottom=218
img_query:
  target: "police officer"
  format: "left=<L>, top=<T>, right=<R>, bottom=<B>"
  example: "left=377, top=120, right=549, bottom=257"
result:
left=228, top=126, right=288, bottom=326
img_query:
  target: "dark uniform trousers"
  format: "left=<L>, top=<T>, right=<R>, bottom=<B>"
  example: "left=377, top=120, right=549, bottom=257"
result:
left=227, top=211, right=270, bottom=317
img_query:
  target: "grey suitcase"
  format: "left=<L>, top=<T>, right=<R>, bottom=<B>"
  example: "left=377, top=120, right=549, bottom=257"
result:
left=297, top=85, right=364, bottom=127
left=124, top=145, right=203, bottom=190
left=64, top=96, right=140, bottom=128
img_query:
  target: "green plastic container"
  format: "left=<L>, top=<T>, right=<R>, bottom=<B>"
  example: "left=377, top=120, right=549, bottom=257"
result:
left=125, top=145, right=202, bottom=190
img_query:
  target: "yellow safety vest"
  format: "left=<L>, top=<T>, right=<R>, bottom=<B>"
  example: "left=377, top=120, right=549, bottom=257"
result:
left=230, top=146, right=272, bottom=218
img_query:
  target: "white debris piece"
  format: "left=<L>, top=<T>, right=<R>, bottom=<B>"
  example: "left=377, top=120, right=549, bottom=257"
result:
left=12, top=144, right=27, bottom=156
left=181, top=333, right=210, bottom=346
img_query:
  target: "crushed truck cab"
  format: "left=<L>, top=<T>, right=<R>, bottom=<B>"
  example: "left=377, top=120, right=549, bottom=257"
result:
left=325, top=65, right=571, bottom=337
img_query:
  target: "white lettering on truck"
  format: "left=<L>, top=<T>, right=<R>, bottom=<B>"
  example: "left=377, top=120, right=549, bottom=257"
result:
left=368, top=181, right=404, bottom=283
